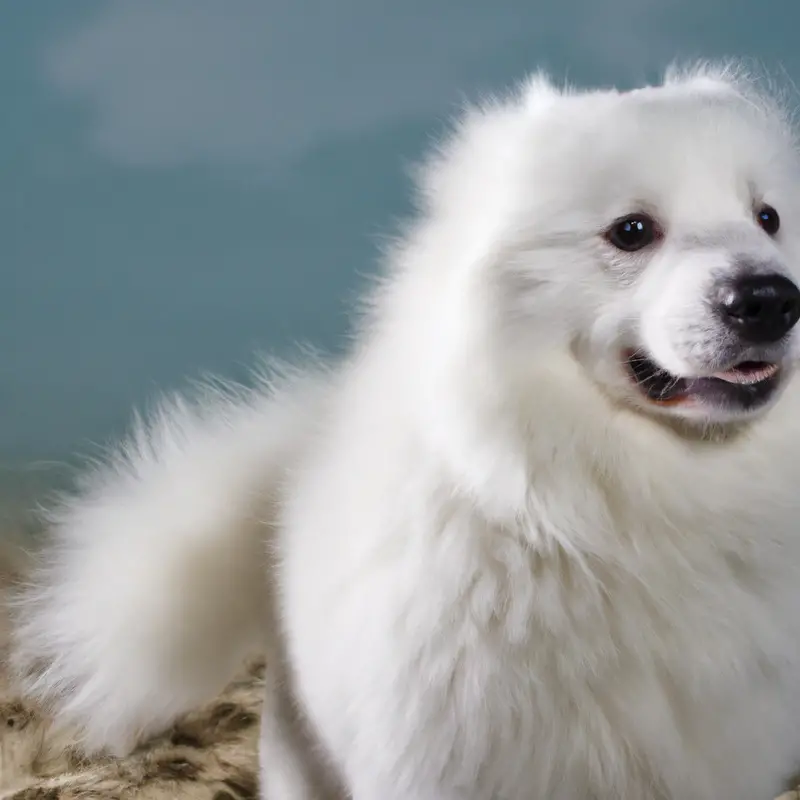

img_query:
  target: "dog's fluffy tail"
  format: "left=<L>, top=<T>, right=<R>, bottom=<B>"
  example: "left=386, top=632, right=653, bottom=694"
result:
left=10, top=365, right=325, bottom=756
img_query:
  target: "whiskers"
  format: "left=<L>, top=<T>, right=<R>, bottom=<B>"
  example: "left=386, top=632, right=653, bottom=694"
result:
left=622, top=349, right=686, bottom=401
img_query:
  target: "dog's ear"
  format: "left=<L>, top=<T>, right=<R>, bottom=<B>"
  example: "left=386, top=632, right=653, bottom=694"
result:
left=662, top=60, right=796, bottom=146
left=661, top=59, right=786, bottom=111
left=521, top=71, right=561, bottom=110
left=662, top=59, right=744, bottom=91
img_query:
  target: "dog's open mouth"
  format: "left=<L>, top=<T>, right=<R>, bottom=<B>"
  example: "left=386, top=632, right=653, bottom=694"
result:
left=624, top=350, right=781, bottom=410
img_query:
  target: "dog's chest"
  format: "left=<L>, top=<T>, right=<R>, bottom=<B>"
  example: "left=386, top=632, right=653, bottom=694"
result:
left=322, top=509, right=800, bottom=799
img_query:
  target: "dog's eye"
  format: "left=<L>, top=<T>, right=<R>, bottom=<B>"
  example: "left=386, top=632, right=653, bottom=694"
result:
left=606, top=215, right=657, bottom=252
left=756, top=204, right=780, bottom=236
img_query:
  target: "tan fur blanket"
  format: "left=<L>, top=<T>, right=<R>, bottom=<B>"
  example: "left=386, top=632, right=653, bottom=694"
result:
left=0, top=539, right=261, bottom=799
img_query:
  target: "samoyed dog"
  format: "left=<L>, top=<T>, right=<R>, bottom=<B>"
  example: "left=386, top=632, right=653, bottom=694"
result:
left=10, top=64, right=800, bottom=799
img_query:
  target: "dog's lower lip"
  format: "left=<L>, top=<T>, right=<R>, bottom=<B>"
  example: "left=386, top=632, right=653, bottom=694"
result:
left=622, top=350, right=781, bottom=408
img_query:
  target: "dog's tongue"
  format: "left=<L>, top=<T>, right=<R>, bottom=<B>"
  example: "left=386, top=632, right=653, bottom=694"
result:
left=712, top=362, right=778, bottom=385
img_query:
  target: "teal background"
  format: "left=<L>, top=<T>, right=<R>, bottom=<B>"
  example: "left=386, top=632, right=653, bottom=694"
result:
left=2, top=1, right=800, bottom=513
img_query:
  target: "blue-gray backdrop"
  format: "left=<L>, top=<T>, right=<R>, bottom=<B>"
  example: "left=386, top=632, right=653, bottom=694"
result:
left=2, top=1, right=799, bottom=510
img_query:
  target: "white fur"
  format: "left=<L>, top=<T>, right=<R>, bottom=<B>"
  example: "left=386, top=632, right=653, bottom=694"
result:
left=11, top=64, right=800, bottom=799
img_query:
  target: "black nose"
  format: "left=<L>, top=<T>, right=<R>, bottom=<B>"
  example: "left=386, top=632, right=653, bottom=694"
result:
left=716, top=274, right=800, bottom=343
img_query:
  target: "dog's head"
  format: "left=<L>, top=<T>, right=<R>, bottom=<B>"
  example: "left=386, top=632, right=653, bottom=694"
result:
left=414, top=65, right=800, bottom=429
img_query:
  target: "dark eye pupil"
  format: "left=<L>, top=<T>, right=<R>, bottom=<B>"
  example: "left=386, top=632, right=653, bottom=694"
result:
left=607, top=215, right=655, bottom=252
left=758, top=205, right=780, bottom=235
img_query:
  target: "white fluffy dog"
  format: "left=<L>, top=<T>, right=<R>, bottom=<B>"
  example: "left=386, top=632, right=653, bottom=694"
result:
left=11, top=64, right=800, bottom=799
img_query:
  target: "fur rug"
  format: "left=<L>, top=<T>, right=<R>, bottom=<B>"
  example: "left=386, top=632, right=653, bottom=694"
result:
left=1, top=538, right=799, bottom=800
left=0, top=539, right=261, bottom=800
